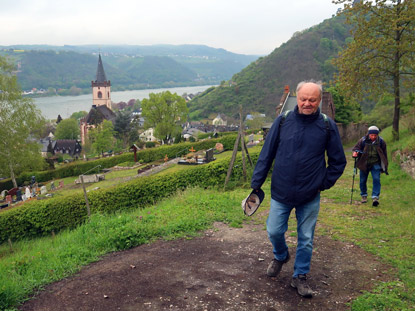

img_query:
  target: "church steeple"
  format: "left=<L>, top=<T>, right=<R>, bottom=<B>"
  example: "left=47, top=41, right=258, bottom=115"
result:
left=91, top=53, right=112, bottom=109
left=95, top=54, right=107, bottom=83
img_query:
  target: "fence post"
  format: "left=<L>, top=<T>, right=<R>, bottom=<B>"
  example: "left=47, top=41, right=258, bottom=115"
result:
left=80, top=175, right=91, bottom=218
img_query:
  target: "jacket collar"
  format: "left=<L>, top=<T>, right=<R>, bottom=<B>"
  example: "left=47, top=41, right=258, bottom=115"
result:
left=365, top=135, right=380, bottom=144
left=294, top=105, right=321, bottom=123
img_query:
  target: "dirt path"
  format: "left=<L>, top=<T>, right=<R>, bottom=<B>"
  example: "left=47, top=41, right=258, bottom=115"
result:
left=19, top=213, right=394, bottom=311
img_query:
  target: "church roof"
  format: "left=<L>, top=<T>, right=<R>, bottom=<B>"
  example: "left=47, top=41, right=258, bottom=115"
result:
left=55, top=140, right=80, bottom=150
left=95, top=54, right=107, bottom=82
left=85, top=105, right=116, bottom=125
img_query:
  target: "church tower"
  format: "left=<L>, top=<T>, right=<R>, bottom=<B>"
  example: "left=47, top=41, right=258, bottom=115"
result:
left=91, top=54, right=112, bottom=109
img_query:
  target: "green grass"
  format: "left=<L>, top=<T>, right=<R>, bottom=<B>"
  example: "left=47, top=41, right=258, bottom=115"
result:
left=1, top=130, right=414, bottom=310
left=34, top=165, right=148, bottom=198
left=0, top=187, right=249, bottom=310
left=319, top=148, right=415, bottom=309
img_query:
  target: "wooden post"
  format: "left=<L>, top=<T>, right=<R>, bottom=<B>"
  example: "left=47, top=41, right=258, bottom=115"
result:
left=8, top=238, right=13, bottom=253
left=224, top=106, right=250, bottom=189
left=242, top=137, right=253, bottom=167
left=239, top=108, right=247, bottom=181
left=240, top=131, right=247, bottom=182
left=80, top=175, right=91, bottom=217
left=223, top=130, right=241, bottom=190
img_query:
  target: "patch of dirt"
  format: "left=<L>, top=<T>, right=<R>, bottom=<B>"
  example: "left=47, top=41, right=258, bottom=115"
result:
left=19, top=213, right=395, bottom=311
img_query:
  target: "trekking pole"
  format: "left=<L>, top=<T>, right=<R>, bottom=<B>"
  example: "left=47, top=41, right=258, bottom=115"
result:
left=350, top=157, right=357, bottom=204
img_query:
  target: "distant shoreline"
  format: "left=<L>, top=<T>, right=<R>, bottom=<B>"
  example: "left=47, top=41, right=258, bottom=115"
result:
left=34, top=85, right=216, bottom=120
left=24, top=82, right=217, bottom=99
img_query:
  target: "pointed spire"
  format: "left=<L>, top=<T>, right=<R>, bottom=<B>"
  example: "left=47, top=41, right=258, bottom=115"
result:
left=95, top=54, right=107, bottom=82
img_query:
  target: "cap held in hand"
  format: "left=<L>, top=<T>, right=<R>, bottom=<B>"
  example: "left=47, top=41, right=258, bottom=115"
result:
left=241, top=189, right=265, bottom=216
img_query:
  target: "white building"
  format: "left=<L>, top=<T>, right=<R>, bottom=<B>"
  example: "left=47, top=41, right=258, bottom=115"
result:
left=139, top=128, right=158, bottom=142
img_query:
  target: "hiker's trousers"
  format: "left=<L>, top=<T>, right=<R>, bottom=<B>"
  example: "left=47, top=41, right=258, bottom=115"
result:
left=267, top=193, right=320, bottom=278
left=359, top=163, right=381, bottom=199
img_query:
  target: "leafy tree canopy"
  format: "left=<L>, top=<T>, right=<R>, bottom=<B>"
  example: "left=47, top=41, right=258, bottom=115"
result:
left=114, top=110, right=133, bottom=148
left=333, top=0, right=415, bottom=140
left=361, top=94, right=394, bottom=131
left=55, top=118, right=80, bottom=140
left=70, top=111, right=88, bottom=121
left=89, top=120, right=116, bottom=155
left=245, top=112, right=267, bottom=130
left=0, top=55, right=46, bottom=187
left=141, top=91, right=188, bottom=144
left=326, top=84, right=361, bottom=124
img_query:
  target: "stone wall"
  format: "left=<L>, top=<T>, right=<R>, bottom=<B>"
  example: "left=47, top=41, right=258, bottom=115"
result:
left=393, top=151, right=415, bottom=179
left=337, top=122, right=368, bottom=145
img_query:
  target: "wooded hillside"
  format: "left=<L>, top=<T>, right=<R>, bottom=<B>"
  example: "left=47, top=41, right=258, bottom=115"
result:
left=188, top=15, right=351, bottom=120
left=0, top=45, right=258, bottom=93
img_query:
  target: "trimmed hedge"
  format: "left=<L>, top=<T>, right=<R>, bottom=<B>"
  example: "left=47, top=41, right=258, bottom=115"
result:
left=0, top=135, right=237, bottom=192
left=0, top=149, right=258, bottom=244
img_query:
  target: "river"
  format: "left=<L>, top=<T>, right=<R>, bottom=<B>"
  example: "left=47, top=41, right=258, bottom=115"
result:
left=33, top=85, right=214, bottom=120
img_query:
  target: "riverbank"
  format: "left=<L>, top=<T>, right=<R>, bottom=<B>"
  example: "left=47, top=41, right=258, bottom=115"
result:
left=34, top=85, right=214, bottom=120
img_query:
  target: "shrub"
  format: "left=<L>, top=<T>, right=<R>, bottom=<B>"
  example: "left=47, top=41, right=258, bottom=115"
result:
left=0, top=145, right=254, bottom=244
left=0, top=135, right=238, bottom=192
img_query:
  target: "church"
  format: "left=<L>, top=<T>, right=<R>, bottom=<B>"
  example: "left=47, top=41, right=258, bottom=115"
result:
left=80, top=54, right=116, bottom=145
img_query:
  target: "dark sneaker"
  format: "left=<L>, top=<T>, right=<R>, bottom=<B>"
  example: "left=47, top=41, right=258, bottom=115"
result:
left=291, top=274, right=313, bottom=298
left=372, top=198, right=379, bottom=207
left=266, top=252, right=290, bottom=277
left=361, top=196, right=368, bottom=203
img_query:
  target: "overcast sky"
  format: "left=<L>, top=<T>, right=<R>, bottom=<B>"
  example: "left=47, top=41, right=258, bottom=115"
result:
left=0, top=0, right=342, bottom=55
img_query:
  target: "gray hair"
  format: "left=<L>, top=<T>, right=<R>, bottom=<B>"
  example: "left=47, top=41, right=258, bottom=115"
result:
left=296, top=80, right=323, bottom=98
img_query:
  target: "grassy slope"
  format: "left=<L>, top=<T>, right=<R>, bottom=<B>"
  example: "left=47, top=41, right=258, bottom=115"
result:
left=0, top=129, right=414, bottom=310
left=319, top=125, right=415, bottom=310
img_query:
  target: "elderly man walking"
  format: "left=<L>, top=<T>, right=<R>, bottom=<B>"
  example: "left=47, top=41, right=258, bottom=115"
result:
left=352, top=126, right=388, bottom=206
left=251, top=80, right=346, bottom=297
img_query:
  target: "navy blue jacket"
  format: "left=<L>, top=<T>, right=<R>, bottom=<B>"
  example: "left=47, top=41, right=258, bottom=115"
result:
left=251, top=106, right=346, bottom=206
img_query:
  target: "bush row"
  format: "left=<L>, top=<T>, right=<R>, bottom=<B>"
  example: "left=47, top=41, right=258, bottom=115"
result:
left=0, top=148, right=258, bottom=244
left=0, top=135, right=238, bottom=192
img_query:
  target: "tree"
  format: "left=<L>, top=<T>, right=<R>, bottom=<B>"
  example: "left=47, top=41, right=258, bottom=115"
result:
left=0, top=55, right=46, bottom=187
left=333, top=0, right=415, bottom=140
left=128, top=117, right=142, bottom=145
left=70, top=111, right=87, bottom=121
left=245, top=112, right=266, bottom=130
left=89, top=120, right=116, bottom=155
left=141, top=91, right=188, bottom=144
left=55, top=118, right=80, bottom=140
left=362, top=94, right=395, bottom=130
left=326, top=84, right=361, bottom=124
left=114, top=110, right=132, bottom=148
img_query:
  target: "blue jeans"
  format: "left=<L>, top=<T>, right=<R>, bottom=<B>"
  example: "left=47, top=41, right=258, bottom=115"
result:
left=267, top=193, right=320, bottom=278
left=359, top=164, right=381, bottom=199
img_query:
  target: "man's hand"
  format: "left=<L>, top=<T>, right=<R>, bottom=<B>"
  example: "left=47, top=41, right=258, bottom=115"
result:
left=352, top=151, right=359, bottom=158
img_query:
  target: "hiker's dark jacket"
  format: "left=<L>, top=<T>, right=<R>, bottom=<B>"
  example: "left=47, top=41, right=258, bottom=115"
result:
left=353, top=135, right=388, bottom=174
left=251, top=106, right=346, bottom=206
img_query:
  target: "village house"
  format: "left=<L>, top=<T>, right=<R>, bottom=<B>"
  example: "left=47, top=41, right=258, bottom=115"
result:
left=39, top=137, right=82, bottom=158
left=181, top=119, right=238, bottom=140
left=139, top=128, right=158, bottom=142
left=212, top=114, right=227, bottom=126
